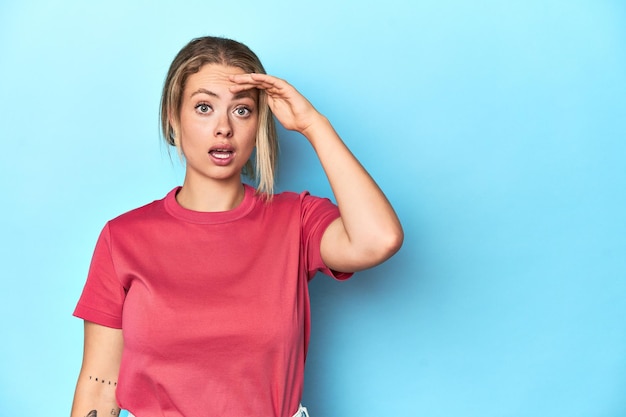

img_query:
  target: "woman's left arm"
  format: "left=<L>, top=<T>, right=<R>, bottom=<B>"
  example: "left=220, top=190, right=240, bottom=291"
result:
left=304, top=113, right=404, bottom=272
left=230, top=74, right=404, bottom=272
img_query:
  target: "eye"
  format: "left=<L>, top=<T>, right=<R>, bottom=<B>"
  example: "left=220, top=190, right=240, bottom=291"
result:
left=195, top=103, right=212, bottom=114
left=234, top=106, right=252, bottom=117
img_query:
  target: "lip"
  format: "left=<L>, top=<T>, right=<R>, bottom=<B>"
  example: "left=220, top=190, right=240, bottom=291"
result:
left=208, top=144, right=235, bottom=166
left=209, top=143, right=235, bottom=152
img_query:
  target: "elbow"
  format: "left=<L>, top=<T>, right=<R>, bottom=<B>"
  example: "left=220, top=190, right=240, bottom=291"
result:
left=379, top=226, right=404, bottom=260
left=360, top=225, right=403, bottom=269
left=328, top=221, right=404, bottom=272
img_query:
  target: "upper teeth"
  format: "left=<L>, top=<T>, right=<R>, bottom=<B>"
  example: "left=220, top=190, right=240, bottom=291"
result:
left=211, top=150, right=231, bottom=159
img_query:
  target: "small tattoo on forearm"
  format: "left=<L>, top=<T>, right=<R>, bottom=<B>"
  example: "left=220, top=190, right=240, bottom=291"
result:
left=88, top=375, right=117, bottom=386
left=86, top=411, right=97, bottom=417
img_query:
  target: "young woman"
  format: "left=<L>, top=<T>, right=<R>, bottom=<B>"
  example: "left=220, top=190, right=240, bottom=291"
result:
left=71, top=36, right=403, bottom=417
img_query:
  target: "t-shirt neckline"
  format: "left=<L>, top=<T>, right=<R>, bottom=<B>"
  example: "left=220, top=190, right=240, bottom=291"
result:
left=163, top=184, right=257, bottom=224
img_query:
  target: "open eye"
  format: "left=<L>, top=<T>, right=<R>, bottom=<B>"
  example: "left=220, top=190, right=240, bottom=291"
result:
left=234, top=106, right=252, bottom=117
left=195, top=103, right=212, bottom=114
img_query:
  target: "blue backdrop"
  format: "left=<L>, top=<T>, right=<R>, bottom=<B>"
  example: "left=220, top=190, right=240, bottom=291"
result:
left=1, top=1, right=625, bottom=416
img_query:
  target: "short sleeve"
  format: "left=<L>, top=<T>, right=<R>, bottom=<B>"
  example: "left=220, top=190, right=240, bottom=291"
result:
left=73, top=223, right=126, bottom=328
left=300, top=192, right=354, bottom=281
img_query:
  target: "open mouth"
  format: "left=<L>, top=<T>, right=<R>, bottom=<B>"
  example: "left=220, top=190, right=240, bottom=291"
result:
left=209, top=149, right=234, bottom=159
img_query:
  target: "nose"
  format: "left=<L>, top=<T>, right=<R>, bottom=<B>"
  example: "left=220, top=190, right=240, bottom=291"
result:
left=214, top=112, right=233, bottom=138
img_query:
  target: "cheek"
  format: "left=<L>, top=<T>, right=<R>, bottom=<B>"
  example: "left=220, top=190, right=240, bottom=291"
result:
left=180, top=116, right=210, bottom=139
left=246, top=116, right=260, bottom=142
left=245, top=131, right=258, bottom=150
left=234, top=118, right=258, bottom=144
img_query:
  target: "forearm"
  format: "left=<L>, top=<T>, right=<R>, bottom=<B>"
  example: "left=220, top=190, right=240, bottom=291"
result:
left=228, top=72, right=403, bottom=269
left=71, top=373, right=120, bottom=417
left=303, top=115, right=403, bottom=268
left=71, top=322, right=124, bottom=417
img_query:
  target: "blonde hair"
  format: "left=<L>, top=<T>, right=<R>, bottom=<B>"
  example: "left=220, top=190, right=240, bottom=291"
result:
left=160, top=36, right=278, bottom=197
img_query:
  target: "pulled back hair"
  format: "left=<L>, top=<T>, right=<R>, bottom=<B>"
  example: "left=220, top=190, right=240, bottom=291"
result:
left=160, top=36, right=278, bottom=197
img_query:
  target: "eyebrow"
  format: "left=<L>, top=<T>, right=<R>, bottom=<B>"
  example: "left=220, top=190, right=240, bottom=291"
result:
left=190, top=88, right=256, bottom=100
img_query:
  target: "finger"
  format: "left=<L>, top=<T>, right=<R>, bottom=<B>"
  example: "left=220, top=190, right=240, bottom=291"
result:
left=229, top=85, right=282, bottom=98
left=229, top=73, right=288, bottom=92
left=229, top=80, right=285, bottom=96
left=231, top=72, right=284, bottom=85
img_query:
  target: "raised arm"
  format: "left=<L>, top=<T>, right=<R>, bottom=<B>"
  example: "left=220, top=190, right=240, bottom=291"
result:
left=230, top=73, right=403, bottom=272
left=71, top=321, right=123, bottom=417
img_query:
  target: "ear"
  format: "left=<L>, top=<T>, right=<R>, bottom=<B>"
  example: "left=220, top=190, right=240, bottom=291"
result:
left=168, top=112, right=180, bottom=146
left=168, top=111, right=177, bottom=129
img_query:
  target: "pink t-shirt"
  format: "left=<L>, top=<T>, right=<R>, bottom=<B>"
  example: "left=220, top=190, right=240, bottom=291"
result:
left=74, top=185, right=352, bottom=417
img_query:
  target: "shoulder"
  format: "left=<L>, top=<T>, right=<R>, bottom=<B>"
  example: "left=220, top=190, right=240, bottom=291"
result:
left=269, top=189, right=304, bottom=203
left=111, top=200, right=162, bottom=223
left=266, top=189, right=338, bottom=219
left=107, top=190, right=171, bottom=229
left=264, top=189, right=329, bottom=208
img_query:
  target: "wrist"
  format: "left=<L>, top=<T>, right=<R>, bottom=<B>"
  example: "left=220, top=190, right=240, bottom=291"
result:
left=301, top=113, right=331, bottom=142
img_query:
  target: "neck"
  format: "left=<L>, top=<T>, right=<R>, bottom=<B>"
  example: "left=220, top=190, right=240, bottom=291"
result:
left=176, top=177, right=246, bottom=212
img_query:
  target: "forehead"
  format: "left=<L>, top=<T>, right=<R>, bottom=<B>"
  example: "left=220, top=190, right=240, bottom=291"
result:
left=185, top=64, right=247, bottom=92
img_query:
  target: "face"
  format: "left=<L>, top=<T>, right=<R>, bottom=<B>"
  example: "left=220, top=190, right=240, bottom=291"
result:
left=176, top=63, right=258, bottom=186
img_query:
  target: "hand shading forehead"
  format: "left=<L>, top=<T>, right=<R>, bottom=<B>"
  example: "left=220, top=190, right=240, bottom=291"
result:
left=186, top=64, right=257, bottom=100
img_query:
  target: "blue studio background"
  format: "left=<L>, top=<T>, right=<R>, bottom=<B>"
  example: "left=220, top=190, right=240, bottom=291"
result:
left=1, top=1, right=625, bottom=416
